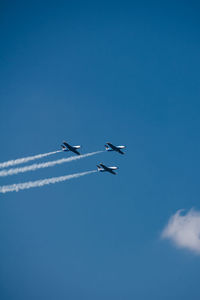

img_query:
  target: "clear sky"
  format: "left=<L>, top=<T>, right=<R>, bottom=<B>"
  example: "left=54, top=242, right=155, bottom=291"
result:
left=1, top=1, right=200, bottom=299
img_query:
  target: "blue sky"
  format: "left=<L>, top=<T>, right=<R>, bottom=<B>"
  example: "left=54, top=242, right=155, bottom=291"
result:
left=1, top=1, right=200, bottom=299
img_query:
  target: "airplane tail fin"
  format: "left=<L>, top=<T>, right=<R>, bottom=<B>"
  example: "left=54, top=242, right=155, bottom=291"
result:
left=61, top=145, right=68, bottom=151
left=119, top=150, right=124, bottom=155
left=105, top=145, right=112, bottom=151
left=97, top=165, right=101, bottom=171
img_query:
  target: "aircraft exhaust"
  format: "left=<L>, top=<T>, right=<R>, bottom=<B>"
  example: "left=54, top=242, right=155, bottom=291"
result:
left=0, top=151, right=103, bottom=177
left=0, top=150, right=62, bottom=169
left=0, top=170, right=97, bottom=193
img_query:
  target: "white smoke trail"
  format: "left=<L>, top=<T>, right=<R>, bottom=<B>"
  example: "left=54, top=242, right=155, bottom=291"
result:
left=0, top=170, right=97, bottom=193
left=0, top=151, right=103, bottom=177
left=0, top=150, right=62, bottom=169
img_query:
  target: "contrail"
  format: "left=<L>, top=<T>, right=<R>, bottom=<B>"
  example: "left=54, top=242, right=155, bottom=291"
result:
left=0, top=151, right=103, bottom=177
left=0, top=150, right=62, bottom=169
left=0, top=170, right=97, bottom=193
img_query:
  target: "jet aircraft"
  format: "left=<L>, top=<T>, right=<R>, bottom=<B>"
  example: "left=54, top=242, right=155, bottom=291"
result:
left=105, top=142, right=126, bottom=155
left=61, top=141, right=81, bottom=155
left=97, top=163, right=118, bottom=175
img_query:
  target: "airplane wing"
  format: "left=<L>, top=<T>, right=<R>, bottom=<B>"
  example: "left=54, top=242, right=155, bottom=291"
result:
left=63, top=142, right=70, bottom=147
left=106, top=143, right=117, bottom=150
left=118, top=149, right=124, bottom=155
left=108, top=169, right=117, bottom=175
left=99, top=163, right=108, bottom=169
left=71, top=149, right=80, bottom=155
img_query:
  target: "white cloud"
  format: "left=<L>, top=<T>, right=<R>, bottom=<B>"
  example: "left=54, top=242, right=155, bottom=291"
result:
left=162, top=209, right=200, bottom=254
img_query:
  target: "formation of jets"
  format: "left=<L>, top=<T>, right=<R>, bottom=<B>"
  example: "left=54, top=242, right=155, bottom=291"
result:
left=61, top=141, right=126, bottom=175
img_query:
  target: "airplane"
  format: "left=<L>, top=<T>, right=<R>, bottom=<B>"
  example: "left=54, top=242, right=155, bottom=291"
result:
left=105, top=142, right=126, bottom=155
left=97, top=163, right=118, bottom=175
left=61, top=141, right=81, bottom=155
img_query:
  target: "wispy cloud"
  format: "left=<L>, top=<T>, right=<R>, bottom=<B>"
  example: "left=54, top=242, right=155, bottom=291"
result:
left=162, top=209, right=200, bottom=254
